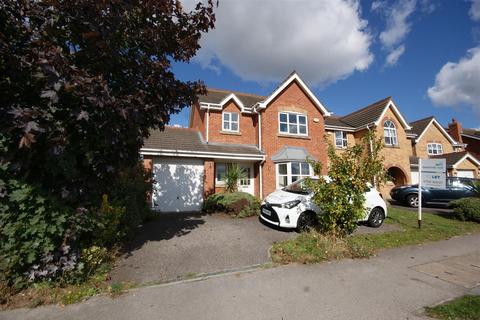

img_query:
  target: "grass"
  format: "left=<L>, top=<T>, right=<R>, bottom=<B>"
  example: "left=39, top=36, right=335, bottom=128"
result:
left=426, top=295, right=480, bottom=320
left=271, top=207, right=480, bottom=264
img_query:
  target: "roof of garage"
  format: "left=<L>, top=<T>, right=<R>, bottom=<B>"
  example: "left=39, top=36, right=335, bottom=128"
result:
left=142, top=127, right=265, bottom=159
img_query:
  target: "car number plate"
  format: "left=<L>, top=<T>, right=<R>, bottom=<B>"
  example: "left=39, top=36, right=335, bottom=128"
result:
left=262, top=208, right=271, bottom=216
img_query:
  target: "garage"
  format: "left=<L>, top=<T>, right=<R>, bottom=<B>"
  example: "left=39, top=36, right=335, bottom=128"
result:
left=151, top=157, right=204, bottom=212
left=456, top=170, right=475, bottom=178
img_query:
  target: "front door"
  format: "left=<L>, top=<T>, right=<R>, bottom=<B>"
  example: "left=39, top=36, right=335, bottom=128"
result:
left=239, top=163, right=254, bottom=195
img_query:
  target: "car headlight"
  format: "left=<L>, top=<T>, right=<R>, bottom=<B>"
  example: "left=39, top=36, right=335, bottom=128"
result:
left=282, top=200, right=301, bottom=209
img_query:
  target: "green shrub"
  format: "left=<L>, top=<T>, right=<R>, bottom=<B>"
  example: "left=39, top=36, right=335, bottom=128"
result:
left=449, top=198, right=480, bottom=222
left=92, top=195, right=126, bottom=247
left=203, top=192, right=260, bottom=218
left=0, top=173, right=91, bottom=288
left=109, top=164, right=151, bottom=238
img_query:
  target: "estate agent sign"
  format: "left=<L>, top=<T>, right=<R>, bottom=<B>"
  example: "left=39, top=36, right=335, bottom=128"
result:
left=418, top=158, right=446, bottom=228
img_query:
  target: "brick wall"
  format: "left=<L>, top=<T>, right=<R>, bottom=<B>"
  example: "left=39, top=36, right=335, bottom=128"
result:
left=414, top=122, right=455, bottom=158
left=325, top=130, right=355, bottom=155
left=189, top=103, right=206, bottom=139
left=260, top=81, right=328, bottom=197
left=204, top=159, right=215, bottom=198
left=207, top=101, right=259, bottom=145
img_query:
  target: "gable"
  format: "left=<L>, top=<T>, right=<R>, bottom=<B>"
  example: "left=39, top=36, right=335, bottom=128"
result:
left=255, top=72, right=331, bottom=116
left=375, top=100, right=411, bottom=130
left=415, top=118, right=457, bottom=145
left=378, top=105, right=409, bottom=133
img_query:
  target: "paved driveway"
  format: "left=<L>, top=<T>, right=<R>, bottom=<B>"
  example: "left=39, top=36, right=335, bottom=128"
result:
left=110, top=213, right=295, bottom=284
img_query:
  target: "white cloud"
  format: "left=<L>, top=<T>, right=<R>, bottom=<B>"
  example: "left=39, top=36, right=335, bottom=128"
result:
left=371, top=1, right=387, bottom=12
left=470, top=0, right=480, bottom=21
left=427, top=47, right=480, bottom=116
left=191, top=0, right=373, bottom=87
left=379, top=0, right=416, bottom=48
left=377, top=0, right=416, bottom=67
left=420, top=0, right=436, bottom=14
left=385, top=45, right=405, bottom=66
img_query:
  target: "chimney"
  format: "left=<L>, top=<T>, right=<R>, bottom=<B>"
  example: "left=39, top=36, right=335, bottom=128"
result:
left=448, top=118, right=463, bottom=144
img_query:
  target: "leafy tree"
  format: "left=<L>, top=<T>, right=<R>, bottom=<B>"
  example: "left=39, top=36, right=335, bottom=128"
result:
left=0, top=0, right=216, bottom=207
left=308, top=131, right=386, bottom=236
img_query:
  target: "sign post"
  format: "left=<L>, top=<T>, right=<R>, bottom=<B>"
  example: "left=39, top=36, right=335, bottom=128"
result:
left=418, top=158, right=446, bottom=229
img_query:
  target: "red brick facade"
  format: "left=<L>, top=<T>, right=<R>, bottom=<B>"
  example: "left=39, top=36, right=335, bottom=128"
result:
left=260, top=81, right=328, bottom=196
left=207, top=101, right=259, bottom=145
left=204, top=159, right=215, bottom=198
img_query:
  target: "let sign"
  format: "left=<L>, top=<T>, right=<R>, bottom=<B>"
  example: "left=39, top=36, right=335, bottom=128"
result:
left=420, top=159, right=446, bottom=189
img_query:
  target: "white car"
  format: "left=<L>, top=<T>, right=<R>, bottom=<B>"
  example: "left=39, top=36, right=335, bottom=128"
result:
left=260, top=177, right=387, bottom=232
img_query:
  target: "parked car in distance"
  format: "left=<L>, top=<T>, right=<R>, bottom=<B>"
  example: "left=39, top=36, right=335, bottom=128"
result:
left=260, top=177, right=387, bottom=232
left=390, top=177, right=479, bottom=208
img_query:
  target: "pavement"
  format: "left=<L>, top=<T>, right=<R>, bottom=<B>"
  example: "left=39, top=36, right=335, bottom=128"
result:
left=110, top=212, right=296, bottom=284
left=3, top=233, right=480, bottom=320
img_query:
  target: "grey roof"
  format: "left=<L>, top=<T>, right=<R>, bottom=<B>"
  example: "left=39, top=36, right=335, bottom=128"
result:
left=409, top=116, right=434, bottom=136
left=271, top=146, right=316, bottom=163
left=430, top=151, right=470, bottom=167
left=324, top=116, right=354, bottom=128
left=143, top=127, right=264, bottom=156
left=338, top=97, right=391, bottom=128
left=198, top=88, right=266, bottom=108
left=410, top=151, right=479, bottom=168
left=463, top=128, right=480, bottom=139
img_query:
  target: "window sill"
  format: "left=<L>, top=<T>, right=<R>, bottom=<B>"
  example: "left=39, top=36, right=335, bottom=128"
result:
left=384, top=145, right=400, bottom=149
left=277, top=134, right=311, bottom=140
left=220, top=131, right=241, bottom=136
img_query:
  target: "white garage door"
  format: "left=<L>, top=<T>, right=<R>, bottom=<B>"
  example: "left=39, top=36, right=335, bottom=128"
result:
left=456, top=170, right=475, bottom=178
left=152, top=158, right=204, bottom=212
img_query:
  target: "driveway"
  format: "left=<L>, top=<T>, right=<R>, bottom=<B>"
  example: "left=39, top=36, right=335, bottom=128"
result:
left=110, top=212, right=295, bottom=284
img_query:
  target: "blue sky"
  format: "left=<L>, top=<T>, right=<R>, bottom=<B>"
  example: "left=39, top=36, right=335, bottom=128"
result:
left=170, top=0, right=480, bottom=130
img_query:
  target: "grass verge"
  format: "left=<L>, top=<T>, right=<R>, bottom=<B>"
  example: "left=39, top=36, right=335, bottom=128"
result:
left=425, top=295, right=480, bottom=320
left=271, top=207, right=480, bottom=264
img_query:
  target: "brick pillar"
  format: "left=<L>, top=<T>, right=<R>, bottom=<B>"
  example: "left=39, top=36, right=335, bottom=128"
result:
left=204, top=159, right=215, bottom=198
left=448, top=118, right=463, bottom=144
left=142, top=158, right=153, bottom=204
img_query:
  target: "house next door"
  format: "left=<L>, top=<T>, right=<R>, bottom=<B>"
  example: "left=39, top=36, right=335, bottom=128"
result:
left=239, top=163, right=254, bottom=195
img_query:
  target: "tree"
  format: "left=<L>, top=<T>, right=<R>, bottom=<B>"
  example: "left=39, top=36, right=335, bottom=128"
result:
left=308, top=131, right=386, bottom=236
left=0, top=0, right=216, bottom=207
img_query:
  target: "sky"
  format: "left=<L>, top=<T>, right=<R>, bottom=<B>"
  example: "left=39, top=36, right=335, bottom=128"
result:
left=170, top=0, right=480, bottom=130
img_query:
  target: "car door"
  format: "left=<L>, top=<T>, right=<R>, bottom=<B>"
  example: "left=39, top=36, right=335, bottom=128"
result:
left=428, top=178, right=453, bottom=202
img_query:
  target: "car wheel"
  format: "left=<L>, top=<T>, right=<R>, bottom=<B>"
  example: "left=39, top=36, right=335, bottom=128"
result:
left=406, top=194, right=419, bottom=208
left=368, top=207, right=385, bottom=228
left=296, top=211, right=317, bottom=232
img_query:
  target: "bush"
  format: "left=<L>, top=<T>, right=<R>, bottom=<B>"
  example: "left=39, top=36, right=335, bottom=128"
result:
left=449, top=198, right=480, bottom=222
left=92, top=195, right=126, bottom=247
left=0, top=174, right=91, bottom=288
left=203, top=192, right=260, bottom=218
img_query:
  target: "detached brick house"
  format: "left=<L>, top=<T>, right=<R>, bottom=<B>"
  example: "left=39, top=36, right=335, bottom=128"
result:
left=141, top=72, right=480, bottom=212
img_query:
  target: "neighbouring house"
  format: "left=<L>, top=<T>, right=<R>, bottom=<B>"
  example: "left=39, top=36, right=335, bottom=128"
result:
left=447, top=118, right=480, bottom=160
left=141, top=72, right=480, bottom=212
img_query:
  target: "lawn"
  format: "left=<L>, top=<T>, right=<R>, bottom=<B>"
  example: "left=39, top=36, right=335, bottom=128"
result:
left=426, top=295, right=480, bottom=320
left=271, top=207, right=480, bottom=264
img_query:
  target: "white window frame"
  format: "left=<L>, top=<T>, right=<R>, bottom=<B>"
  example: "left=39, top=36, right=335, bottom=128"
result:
left=215, top=163, right=227, bottom=186
left=383, top=120, right=398, bottom=146
left=427, top=143, right=443, bottom=155
left=278, top=112, right=308, bottom=136
left=275, top=162, right=312, bottom=189
left=222, top=112, right=239, bottom=132
left=334, top=131, right=348, bottom=148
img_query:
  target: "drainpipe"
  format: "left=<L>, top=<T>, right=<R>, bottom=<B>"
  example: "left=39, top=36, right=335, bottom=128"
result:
left=206, top=108, right=210, bottom=143
left=258, top=112, right=262, bottom=150
left=259, top=159, right=265, bottom=199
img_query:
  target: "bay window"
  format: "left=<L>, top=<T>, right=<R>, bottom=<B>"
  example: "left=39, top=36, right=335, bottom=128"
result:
left=276, top=162, right=312, bottom=188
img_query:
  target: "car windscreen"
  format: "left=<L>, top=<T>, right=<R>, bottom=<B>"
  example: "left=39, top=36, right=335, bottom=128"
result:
left=283, top=178, right=316, bottom=195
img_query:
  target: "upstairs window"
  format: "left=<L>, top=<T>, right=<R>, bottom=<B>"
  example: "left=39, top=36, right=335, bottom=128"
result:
left=222, top=112, right=239, bottom=132
left=383, top=120, right=398, bottom=146
left=279, top=112, right=308, bottom=136
left=427, top=143, right=443, bottom=155
left=334, top=131, right=348, bottom=148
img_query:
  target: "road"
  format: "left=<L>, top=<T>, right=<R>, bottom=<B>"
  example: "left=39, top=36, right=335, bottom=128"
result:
left=3, top=233, right=480, bottom=320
